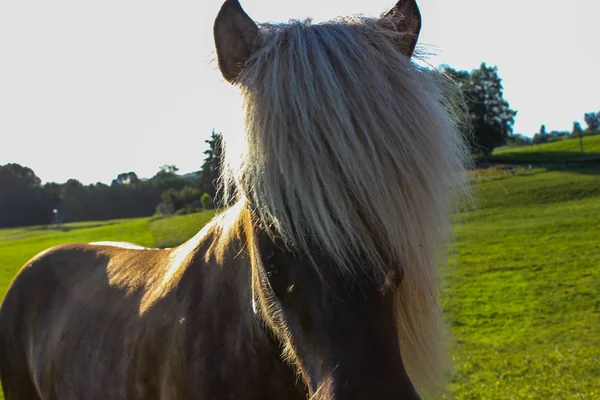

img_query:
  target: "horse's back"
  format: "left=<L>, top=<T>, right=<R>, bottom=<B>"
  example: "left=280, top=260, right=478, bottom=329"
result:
left=0, top=242, right=191, bottom=399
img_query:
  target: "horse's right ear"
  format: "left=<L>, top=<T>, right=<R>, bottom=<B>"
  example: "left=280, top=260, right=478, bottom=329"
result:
left=214, top=0, right=259, bottom=83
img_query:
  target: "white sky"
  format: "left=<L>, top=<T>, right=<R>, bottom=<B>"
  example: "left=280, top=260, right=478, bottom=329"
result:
left=1, top=0, right=598, bottom=184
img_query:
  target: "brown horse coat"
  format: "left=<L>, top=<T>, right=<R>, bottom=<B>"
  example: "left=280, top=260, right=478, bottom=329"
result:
left=0, top=208, right=305, bottom=399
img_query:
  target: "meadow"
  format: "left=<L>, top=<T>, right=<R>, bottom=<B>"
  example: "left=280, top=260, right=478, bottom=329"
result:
left=0, top=166, right=599, bottom=399
left=491, top=134, right=600, bottom=162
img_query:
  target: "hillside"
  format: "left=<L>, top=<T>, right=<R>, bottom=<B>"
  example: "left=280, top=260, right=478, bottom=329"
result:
left=0, top=167, right=599, bottom=398
left=491, top=134, right=600, bottom=163
left=449, top=166, right=600, bottom=398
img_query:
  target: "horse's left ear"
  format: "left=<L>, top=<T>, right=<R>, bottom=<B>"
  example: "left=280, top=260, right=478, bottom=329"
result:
left=382, top=0, right=422, bottom=58
left=214, top=0, right=259, bottom=82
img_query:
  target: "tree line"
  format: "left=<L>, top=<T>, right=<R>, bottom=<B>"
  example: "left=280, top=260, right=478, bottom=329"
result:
left=0, top=131, right=223, bottom=228
left=441, top=63, right=599, bottom=153
left=527, top=115, right=600, bottom=146
left=2, top=62, right=596, bottom=228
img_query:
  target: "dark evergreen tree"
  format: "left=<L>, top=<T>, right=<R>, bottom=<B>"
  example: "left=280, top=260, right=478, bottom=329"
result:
left=199, top=130, right=224, bottom=200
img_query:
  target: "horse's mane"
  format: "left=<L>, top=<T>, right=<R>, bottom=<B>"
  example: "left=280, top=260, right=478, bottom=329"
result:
left=219, top=15, right=469, bottom=396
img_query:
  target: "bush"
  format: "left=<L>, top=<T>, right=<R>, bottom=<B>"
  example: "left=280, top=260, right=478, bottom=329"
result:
left=175, top=204, right=200, bottom=216
left=178, top=187, right=203, bottom=206
left=201, top=193, right=213, bottom=209
left=155, top=202, right=175, bottom=216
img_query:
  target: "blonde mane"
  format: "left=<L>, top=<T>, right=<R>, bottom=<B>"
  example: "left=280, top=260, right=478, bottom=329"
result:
left=220, top=16, right=469, bottom=397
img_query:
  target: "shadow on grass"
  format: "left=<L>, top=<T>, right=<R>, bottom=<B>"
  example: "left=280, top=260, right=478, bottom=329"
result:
left=27, top=221, right=119, bottom=233
left=544, top=164, right=600, bottom=176
left=480, top=157, right=600, bottom=176
left=489, top=152, right=600, bottom=163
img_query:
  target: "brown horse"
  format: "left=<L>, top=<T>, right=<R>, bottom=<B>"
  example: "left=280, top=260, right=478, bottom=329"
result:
left=0, top=0, right=469, bottom=399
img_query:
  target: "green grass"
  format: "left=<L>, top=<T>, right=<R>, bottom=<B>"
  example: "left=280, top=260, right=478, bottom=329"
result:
left=0, top=168, right=599, bottom=399
left=0, top=212, right=216, bottom=300
left=148, top=212, right=216, bottom=248
left=445, top=166, right=600, bottom=398
left=491, top=135, right=600, bottom=162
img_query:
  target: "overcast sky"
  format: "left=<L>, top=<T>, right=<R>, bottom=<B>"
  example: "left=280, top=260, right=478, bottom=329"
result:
left=1, top=0, right=598, bottom=184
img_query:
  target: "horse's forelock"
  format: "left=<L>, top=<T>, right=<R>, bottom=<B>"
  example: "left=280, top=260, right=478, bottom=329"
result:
left=221, top=16, right=470, bottom=397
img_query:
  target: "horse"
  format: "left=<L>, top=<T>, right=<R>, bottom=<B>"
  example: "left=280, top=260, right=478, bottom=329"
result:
left=0, top=0, right=469, bottom=398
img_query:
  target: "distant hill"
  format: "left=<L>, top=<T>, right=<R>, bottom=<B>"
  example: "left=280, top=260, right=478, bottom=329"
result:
left=490, top=134, right=600, bottom=163
left=179, top=171, right=201, bottom=180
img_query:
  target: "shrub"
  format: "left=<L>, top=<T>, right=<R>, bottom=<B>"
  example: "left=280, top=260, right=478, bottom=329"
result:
left=175, top=208, right=189, bottom=216
left=201, top=193, right=213, bottom=209
left=155, top=202, right=175, bottom=216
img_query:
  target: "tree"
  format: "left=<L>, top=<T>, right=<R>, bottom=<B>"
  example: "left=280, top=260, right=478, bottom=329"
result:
left=150, top=164, right=187, bottom=192
left=584, top=111, right=600, bottom=131
left=0, top=163, right=41, bottom=188
left=505, top=133, right=531, bottom=147
left=199, top=130, right=224, bottom=199
left=0, top=163, right=185, bottom=227
left=201, top=193, right=213, bottom=209
left=574, top=121, right=585, bottom=154
left=532, top=125, right=549, bottom=144
left=0, top=163, right=57, bottom=227
left=114, top=172, right=140, bottom=186
left=442, top=63, right=517, bottom=157
left=59, top=179, right=90, bottom=222
left=178, top=186, right=202, bottom=207
left=159, top=165, right=179, bottom=175
left=155, top=186, right=203, bottom=215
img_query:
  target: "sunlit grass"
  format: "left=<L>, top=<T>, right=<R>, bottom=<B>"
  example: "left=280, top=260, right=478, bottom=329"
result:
left=491, top=134, right=600, bottom=162
left=0, top=168, right=599, bottom=399
left=445, top=166, right=600, bottom=398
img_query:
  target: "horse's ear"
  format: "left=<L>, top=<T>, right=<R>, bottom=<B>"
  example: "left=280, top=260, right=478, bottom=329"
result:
left=214, top=0, right=259, bottom=82
left=382, top=0, right=422, bottom=58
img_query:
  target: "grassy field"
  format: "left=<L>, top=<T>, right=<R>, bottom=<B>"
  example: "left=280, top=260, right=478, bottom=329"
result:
left=446, top=166, right=600, bottom=398
left=0, top=212, right=215, bottom=300
left=0, top=167, right=599, bottom=398
left=491, top=134, right=600, bottom=162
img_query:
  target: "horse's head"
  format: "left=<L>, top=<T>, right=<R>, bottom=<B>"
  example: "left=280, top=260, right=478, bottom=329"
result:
left=214, top=0, right=467, bottom=398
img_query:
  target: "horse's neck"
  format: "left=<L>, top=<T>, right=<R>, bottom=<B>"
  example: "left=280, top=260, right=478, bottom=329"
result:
left=200, top=209, right=305, bottom=398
